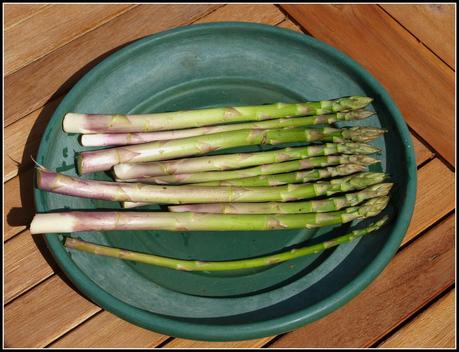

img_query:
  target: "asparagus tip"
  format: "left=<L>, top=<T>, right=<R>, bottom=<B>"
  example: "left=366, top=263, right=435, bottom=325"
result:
left=359, top=196, right=390, bottom=217
left=347, top=109, right=375, bottom=120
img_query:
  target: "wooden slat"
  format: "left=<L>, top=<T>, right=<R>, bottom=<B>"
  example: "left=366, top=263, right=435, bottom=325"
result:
left=268, top=214, right=455, bottom=348
left=281, top=4, right=455, bottom=166
left=403, top=158, right=455, bottom=245
left=4, top=4, right=50, bottom=30
left=4, top=229, right=54, bottom=303
left=381, top=4, right=455, bottom=68
left=4, top=156, right=451, bottom=346
left=4, top=4, right=221, bottom=127
left=3, top=97, right=62, bottom=183
left=378, top=289, right=456, bottom=348
left=276, top=18, right=304, bottom=33
left=49, top=311, right=168, bottom=348
left=194, top=3, right=285, bottom=24
left=4, top=4, right=135, bottom=75
left=411, top=134, right=434, bottom=166
left=164, top=337, right=273, bottom=349
left=4, top=168, right=35, bottom=241
left=4, top=275, right=101, bottom=348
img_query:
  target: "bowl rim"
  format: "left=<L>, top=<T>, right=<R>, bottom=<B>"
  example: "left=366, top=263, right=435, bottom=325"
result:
left=35, top=21, right=417, bottom=341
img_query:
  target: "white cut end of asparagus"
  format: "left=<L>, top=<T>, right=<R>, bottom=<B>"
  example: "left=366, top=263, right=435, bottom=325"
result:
left=30, top=213, right=76, bottom=234
left=122, top=201, right=147, bottom=209
left=80, top=134, right=102, bottom=146
left=63, top=113, right=87, bottom=133
left=113, top=163, right=134, bottom=180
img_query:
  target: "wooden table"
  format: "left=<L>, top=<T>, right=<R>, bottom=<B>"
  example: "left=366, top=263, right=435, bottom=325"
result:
left=4, top=4, right=455, bottom=348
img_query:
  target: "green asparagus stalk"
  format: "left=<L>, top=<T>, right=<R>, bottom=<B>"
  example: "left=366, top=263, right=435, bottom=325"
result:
left=120, top=161, right=376, bottom=208
left=36, top=167, right=387, bottom=204
left=30, top=197, right=389, bottom=234
left=190, top=164, right=368, bottom=187
left=118, top=159, right=374, bottom=185
left=62, top=215, right=388, bottom=271
left=80, top=109, right=375, bottom=147
left=64, top=96, right=373, bottom=134
left=113, top=142, right=380, bottom=179
left=168, top=183, right=393, bottom=214
left=78, top=126, right=385, bottom=174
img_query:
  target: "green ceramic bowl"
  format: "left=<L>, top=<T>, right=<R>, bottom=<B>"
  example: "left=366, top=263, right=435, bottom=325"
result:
left=34, top=22, right=416, bottom=341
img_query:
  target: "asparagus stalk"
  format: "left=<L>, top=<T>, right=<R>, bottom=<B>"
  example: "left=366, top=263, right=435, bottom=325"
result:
left=191, top=164, right=368, bottom=187
left=63, top=96, right=373, bottom=134
left=30, top=196, right=389, bottom=234
left=36, top=167, right=387, bottom=204
left=78, top=126, right=385, bottom=174
left=119, top=161, right=369, bottom=185
left=80, top=109, right=375, bottom=147
left=168, top=183, right=393, bottom=214
left=113, top=142, right=380, bottom=179
left=121, top=161, right=376, bottom=208
left=63, top=216, right=389, bottom=271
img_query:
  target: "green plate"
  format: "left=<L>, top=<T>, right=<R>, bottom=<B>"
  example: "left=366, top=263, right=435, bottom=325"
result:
left=34, top=22, right=416, bottom=341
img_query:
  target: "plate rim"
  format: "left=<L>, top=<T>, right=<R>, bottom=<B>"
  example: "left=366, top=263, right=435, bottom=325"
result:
left=35, top=21, right=417, bottom=341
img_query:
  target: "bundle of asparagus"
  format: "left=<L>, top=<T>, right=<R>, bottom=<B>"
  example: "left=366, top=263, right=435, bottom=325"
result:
left=31, top=96, right=391, bottom=271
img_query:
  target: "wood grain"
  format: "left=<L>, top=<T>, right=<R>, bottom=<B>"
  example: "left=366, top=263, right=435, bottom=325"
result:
left=403, top=158, right=455, bottom=245
left=4, top=229, right=54, bottom=303
left=4, top=168, right=35, bottom=241
left=411, top=134, right=434, bottom=166
left=4, top=4, right=220, bottom=127
left=4, top=4, right=50, bottom=30
left=194, top=3, right=285, bottom=24
left=163, top=337, right=273, bottom=349
left=268, top=214, right=455, bottom=348
left=378, top=289, right=456, bottom=348
left=281, top=4, right=455, bottom=166
left=4, top=98, right=62, bottom=183
left=49, top=311, right=168, bottom=348
left=5, top=4, right=135, bottom=75
left=4, top=275, right=101, bottom=348
left=276, top=18, right=304, bottom=33
left=381, top=4, right=455, bottom=68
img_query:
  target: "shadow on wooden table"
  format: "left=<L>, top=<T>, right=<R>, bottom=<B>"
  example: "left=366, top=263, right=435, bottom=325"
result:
left=10, top=36, right=150, bottom=300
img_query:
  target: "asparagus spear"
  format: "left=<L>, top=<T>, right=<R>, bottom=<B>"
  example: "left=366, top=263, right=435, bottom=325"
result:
left=36, top=167, right=387, bottom=204
left=30, top=196, right=389, bottom=234
left=64, top=96, right=373, bottom=134
left=168, top=183, right=393, bottom=214
left=62, top=216, right=389, bottom=271
left=113, top=142, right=380, bottom=179
left=189, top=164, right=368, bottom=187
left=120, top=162, right=375, bottom=208
left=119, top=162, right=369, bottom=185
left=78, top=126, right=385, bottom=174
left=80, top=109, right=375, bottom=147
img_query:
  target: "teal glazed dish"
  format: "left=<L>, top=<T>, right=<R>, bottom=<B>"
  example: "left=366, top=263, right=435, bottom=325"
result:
left=34, top=22, right=416, bottom=341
